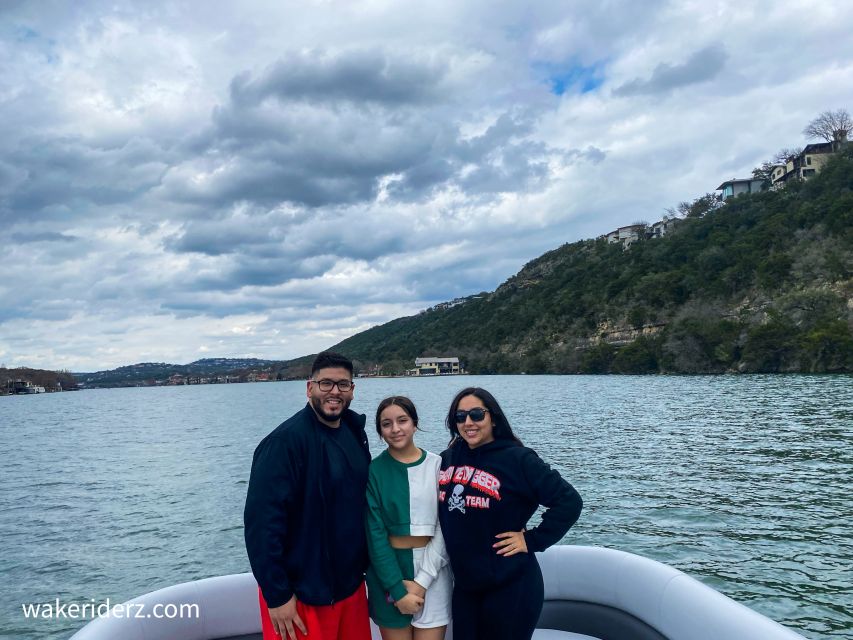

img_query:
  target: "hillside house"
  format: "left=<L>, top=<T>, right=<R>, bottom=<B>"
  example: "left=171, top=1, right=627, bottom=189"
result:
left=601, top=217, right=680, bottom=248
left=606, top=224, right=647, bottom=248
left=771, top=142, right=840, bottom=187
left=717, top=178, right=765, bottom=201
left=770, top=164, right=787, bottom=184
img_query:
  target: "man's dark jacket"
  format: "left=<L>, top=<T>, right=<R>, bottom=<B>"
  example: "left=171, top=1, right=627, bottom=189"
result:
left=244, top=404, right=370, bottom=608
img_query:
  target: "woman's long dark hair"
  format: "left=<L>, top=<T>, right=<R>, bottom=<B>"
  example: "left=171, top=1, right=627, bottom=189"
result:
left=375, top=395, right=419, bottom=437
left=445, top=387, right=522, bottom=447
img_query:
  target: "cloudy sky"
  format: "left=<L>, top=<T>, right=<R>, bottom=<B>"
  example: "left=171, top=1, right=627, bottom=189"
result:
left=2, top=1, right=852, bottom=372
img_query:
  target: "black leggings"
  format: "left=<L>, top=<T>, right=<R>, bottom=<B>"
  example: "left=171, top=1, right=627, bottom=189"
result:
left=451, top=557, right=544, bottom=640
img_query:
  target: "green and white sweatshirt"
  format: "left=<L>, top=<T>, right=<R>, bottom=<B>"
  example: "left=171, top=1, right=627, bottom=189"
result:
left=365, top=448, right=449, bottom=602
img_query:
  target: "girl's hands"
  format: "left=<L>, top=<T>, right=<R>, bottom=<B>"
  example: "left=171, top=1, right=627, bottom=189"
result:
left=493, top=530, right=528, bottom=556
left=394, top=592, right=424, bottom=615
left=402, top=579, right=426, bottom=598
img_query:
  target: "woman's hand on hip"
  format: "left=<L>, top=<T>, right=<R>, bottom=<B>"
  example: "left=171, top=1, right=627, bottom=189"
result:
left=493, top=530, right=528, bottom=556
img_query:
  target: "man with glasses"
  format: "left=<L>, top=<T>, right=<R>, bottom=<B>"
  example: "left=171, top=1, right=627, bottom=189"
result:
left=245, top=351, right=372, bottom=640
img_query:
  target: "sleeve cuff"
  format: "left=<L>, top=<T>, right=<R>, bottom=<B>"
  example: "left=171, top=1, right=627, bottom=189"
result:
left=261, top=586, right=293, bottom=610
left=389, top=582, right=408, bottom=602
left=523, top=529, right=544, bottom=554
left=413, top=570, right=435, bottom=591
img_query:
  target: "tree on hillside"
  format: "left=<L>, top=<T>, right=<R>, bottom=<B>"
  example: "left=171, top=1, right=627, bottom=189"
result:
left=752, top=162, right=774, bottom=182
left=803, top=109, right=851, bottom=143
left=682, top=193, right=720, bottom=218
left=666, top=193, right=719, bottom=220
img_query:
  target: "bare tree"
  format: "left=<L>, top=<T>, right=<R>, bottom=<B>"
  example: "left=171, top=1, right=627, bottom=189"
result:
left=664, top=201, right=691, bottom=218
left=773, top=147, right=802, bottom=164
left=803, top=109, right=852, bottom=143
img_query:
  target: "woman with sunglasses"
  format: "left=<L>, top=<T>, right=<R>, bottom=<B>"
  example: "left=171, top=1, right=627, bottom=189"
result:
left=365, top=396, right=452, bottom=640
left=438, top=387, right=582, bottom=640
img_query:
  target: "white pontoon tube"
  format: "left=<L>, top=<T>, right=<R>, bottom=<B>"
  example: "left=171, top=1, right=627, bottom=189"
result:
left=69, top=545, right=807, bottom=640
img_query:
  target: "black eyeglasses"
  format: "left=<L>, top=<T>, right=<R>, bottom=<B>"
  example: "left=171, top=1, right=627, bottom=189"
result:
left=312, top=379, right=353, bottom=392
left=455, top=408, right=489, bottom=423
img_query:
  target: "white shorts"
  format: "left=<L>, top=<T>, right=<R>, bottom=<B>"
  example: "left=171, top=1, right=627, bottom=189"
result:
left=411, top=546, right=453, bottom=629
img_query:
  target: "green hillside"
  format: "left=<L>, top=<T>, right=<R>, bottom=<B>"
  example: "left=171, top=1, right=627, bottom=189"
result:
left=74, top=356, right=318, bottom=388
left=334, top=147, right=853, bottom=374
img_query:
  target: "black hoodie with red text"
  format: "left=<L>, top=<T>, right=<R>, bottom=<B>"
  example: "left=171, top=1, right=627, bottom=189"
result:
left=438, top=438, right=582, bottom=591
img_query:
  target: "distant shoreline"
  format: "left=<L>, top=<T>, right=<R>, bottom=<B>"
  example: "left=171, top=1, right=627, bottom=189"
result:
left=7, top=370, right=846, bottom=395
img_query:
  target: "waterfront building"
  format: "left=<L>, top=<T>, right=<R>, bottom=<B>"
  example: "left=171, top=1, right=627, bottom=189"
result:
left=409, top=357, right=462, bottom=376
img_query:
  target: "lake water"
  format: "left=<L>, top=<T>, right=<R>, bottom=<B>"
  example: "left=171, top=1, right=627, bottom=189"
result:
left=1, top=375, right=851, bottom=639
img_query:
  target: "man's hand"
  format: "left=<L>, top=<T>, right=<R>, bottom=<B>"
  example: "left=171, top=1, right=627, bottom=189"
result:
left=394, top=592, right=424, bottom=615
left=268, top=595, right=308, bottom=639
left=403, top=579, right=426, bottom=598
left=493, top=530, right=528, bottom=556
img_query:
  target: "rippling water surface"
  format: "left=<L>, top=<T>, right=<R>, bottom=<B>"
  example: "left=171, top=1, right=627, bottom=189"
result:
left=1, top=375, right=851, bottom=639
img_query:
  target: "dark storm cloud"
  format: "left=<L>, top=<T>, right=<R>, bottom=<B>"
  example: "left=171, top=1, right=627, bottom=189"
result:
left=160, top=298, right=269, bottom=317
left=9, top=230, right=79, bottom=243
left=0, top=160, right=27, bottom=197
left=614, top=44, right=728, bottom=97
left=160, top=153, right=382, bottom=209
left=165, top=201, right=413, bottom=263
left=1, top=136, right=168, bottom=221
left=187, top=255, right=337, bottom=291
left=229, top=48, right=446, bottom=106
left=165, top=215, right=286, bottom=256
left=159, top=48, right=565, bottom=210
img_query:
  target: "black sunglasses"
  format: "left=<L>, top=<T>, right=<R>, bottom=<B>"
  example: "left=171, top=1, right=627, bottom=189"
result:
left=455, top=408, right=489, bottom=424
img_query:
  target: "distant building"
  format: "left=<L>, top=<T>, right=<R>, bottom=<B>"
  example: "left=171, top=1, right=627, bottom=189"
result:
left=605, top=224, right=646, bottom=249
left=602, top=219, right=682, bottom=249
left=798, top=142, right=835, bottom=178
left=770, top=163, right=788, bottom=185
left=6, top=380, right=45, bottom=394
left=771, top=141, right=841, bottom=188
left=409, top=357, right=462, bottom=376
left=649, top=217, right=680, bottom=239
left=716, top=178, right=765, bottom=201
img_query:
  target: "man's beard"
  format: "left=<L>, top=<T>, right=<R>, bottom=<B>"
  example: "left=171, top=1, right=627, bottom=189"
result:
left=311, top=396, right=350, bottom=423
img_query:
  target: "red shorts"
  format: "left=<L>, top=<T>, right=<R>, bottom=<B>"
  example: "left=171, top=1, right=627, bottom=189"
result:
left=259, top=583, right=371, bottom=640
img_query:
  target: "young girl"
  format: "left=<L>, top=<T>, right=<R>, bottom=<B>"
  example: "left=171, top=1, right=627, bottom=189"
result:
left=365, top=396, right=452, bottom=640
left=438, top=387, right=583, bottom=640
